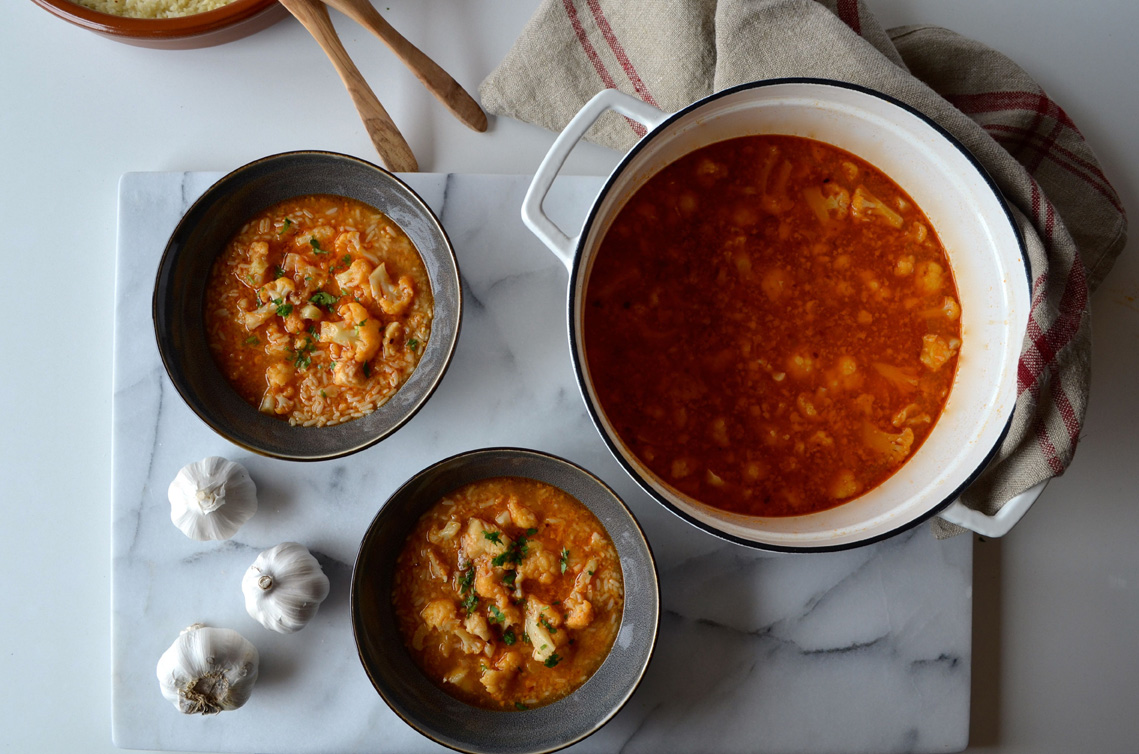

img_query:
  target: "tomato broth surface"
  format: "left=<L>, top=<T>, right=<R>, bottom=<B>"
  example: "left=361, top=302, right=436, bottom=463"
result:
left=584, top=135, right=961, bottom=517
left=392, top=477, right=624, bottom=711
left=204, top=194, right=433, bottom=427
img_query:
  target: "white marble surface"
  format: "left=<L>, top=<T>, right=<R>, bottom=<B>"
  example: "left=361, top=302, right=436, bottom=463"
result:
left=7, top=2, right=1139, bottom=753
left=112, top=171, right=972, bottom=753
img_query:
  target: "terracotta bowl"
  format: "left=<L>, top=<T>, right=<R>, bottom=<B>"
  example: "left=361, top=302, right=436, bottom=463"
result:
left=30, top=0, right=286, bottom=49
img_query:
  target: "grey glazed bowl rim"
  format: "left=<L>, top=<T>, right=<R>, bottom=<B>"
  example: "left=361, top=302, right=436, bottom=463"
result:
left=350, top=447, right=661, bottom=754
left=152, top=150, right=461, bottom=461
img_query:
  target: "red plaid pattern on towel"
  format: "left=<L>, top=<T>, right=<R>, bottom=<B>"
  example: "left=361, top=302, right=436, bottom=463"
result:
left=479, top=0, right=1127, bottom=537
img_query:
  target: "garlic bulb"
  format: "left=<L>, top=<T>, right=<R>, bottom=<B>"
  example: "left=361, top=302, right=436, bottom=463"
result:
left=242, top=542, right=331, bottom=634
left=156, top=623, right=259, bottom=715
left=168, top=456, right=257, bottom=541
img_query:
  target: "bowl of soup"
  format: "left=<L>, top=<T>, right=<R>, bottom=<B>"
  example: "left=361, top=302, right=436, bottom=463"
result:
left=351, top=447, right=659, bottom=753
left=153, top=151, right=461, bottom=460
left=522, top=79, right=1032, bottom=551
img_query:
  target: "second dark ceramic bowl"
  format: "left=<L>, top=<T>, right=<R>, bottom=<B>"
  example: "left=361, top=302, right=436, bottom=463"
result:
left=351, top=447, right=660, bottom=754
left=153, top=151, right=461, bottom=461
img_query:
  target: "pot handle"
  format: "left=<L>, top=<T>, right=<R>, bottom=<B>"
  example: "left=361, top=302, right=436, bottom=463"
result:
left=522, top=88, right=669, bottom=271
left=936, top=479, right=1047, bottom=537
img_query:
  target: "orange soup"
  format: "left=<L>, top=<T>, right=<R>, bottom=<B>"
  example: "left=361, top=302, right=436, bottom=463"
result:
left=204, top=194, right=433, bottom=427
left=584, top=135, right=961, bottom=517
left=392, top=477, right=624, bottom=710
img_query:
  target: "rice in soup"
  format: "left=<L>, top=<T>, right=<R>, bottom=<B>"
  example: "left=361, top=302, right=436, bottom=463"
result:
left=204, top=194, right=433, bottom=427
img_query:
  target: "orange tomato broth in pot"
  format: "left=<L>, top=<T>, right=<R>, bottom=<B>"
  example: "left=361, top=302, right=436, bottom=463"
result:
left=582, top=135, right=961, bottom=518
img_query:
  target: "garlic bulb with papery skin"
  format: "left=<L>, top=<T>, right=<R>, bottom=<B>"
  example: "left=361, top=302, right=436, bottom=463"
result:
left=156, top=623, right=259, bottom=715
left=242, top=542, right=330, bottom=634
left=168, top=456, right=257, bottom=541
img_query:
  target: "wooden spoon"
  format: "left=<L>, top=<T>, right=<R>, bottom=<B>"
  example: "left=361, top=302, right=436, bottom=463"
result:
left=319, top=0, right=487, bottom=133
left=278, top=0, right=418, bottom=172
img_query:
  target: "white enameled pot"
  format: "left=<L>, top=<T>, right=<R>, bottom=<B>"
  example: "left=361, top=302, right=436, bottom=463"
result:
left=523, top=80, right=1039, bottom=551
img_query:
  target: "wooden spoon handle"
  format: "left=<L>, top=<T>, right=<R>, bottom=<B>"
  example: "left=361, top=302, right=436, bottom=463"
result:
left=278, top=0, right=418, bottom=172
left=321, top=0, right=487, bottom=133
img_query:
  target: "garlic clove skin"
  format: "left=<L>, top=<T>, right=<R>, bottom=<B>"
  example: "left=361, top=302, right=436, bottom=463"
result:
left=156, top=623, right=259, bottom=715
left=168, top=456, right=258, bottom=541
left=242, top=542, right=331, bottom=634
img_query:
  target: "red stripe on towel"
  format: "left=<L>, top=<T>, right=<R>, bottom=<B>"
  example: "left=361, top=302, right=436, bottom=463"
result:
left=586, top=0, right=660, bottom=108
left=983, top=124, right=1125, bottom=214
left=561, top=0, right=646, bottom=138
left=836, top=0, right=862, bottom=35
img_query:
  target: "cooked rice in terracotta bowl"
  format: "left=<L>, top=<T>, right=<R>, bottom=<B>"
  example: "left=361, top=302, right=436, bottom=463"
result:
left=30, top=0, right=285, bottom=48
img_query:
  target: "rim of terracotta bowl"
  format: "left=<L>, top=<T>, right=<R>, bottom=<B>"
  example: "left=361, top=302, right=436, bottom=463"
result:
left=29, top=0, right=284, bottom=46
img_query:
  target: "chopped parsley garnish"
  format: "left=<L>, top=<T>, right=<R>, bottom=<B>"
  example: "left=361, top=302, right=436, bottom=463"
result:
left=362, top=361, right=371, bottom=378
left=341, top=254, right=352, bottom=265
left=293, top=338, right=315, bottom=369
left=488, top=604, right=505, bottom=624
left=522, top=631, right=531, bottom=644
left=559, top=547, right=569, bottom=574
left=274, top=265, right=285, bottom=279
left=491, top=530, right=535, bottom=568
left=457, top=565, right=478, bottom=615
left=407, top=338, right=419, bottom=352
left=462, top=591, right=479, bottom=615
left=502, top=571, right=516, bottom=587
left=544, top=653, right=562, bottom=668
left=514, top=702, right=529, bottom=711
left=278, top=218, right=292, bottom=235
left=502, top=628, right=516, bottom=645
left=310, top=291, right=338, bottom=309
left=272, top=299, right=293, bottom=317
left=309, top=237, right=326, bottom=254
left=243, top=335, right=260, bottom=346
left=539, top=615, right=557, bottom=634
left=483, top=530, right=502, bottom=545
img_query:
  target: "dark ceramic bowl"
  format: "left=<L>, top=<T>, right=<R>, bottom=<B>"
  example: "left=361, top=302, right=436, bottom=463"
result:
left=30, top=0, right=286, bottom=49
left=153, top=151, right=461, bottom=461
left=351, top=447, right=660, bottom=754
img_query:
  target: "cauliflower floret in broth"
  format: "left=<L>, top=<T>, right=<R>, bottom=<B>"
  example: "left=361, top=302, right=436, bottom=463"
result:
left=334, top=259, right=374, bottom=295
left=265, top=362, right=295, bottom=388
left=295, top=225, right=336, bottom=254
left=461, top=519, right=510, bottom=559
left=506, top=498, right=538, bottom=530
left=563, top=593, right=594, bottom=630
left=369, top=262, right=415, bottom=315
left=320, top=302, right=381, bottom=363
left=421, top=598, right=458, bottom=631
left=259, top=277, right=296, bottom=305
left=851, top=185, right=904, bottom=228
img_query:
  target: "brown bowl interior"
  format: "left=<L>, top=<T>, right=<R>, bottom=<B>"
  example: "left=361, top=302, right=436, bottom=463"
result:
left=30, top=0, right=286, bottom=48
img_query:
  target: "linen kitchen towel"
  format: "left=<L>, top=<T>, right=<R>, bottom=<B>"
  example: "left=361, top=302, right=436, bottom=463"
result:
left=480, top=0, right=1127, bottom=536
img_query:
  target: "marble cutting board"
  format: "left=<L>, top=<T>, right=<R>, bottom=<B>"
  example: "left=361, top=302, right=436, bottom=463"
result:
left=112, top=171, right=972, bottom=753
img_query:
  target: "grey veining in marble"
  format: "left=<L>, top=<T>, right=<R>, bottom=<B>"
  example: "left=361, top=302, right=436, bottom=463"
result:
left=112, top=172, right=971, bottom=754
